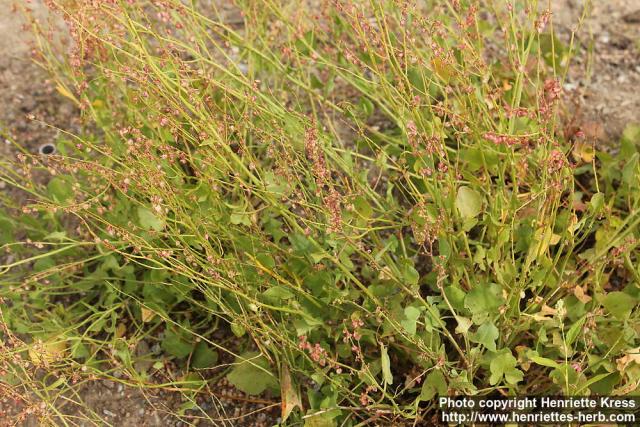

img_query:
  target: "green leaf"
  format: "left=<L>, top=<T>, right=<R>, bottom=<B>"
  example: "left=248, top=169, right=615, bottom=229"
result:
left=400, top=306, right=421, bottom=336
left=44, top=231, right=68, bottom=241
left=469, top=322, right=499, bottom=351
left=34, top=257, right=55, bottom=273
left=70, top=341, right=90, bottom=359
left=100, top=255, right=120, bottom=272
left=143, top=280, right=177, bottom=306
left=0, top=215, right=14, bottom=245
left=226, top=352, right=277, bottom=395
left=294, top=30, right=316, bottom=55
left=489, top=350, right=523, bottom=385
left=420, top=369, right=448, bottom=400
left=602, top=291, right=637, bottom=320
left=539, top=33, right=567, bottom=68
left=289, top=233, right=311, bottom=254
left=464, top=283, right=503, bottom=324
left=589, top=193, right=605, bottom=213
left=622, top=153, right=639, bottom=185
left=191, top=342, right=218, bottom=369
left=527, top=352, right=560, bottom=369
left=565, top=316, right=586, bottom=346
left=47, top=176, right=73, bottom=202
left=456, top=186, right=483, bottom=219
left=622, top=123, right=640, bottom=146
left=438, top=237, right=452, bottom=259
left=230, top=210, right=252, bottom=226
left=550, top=364, right=586, bottom=393
left=137, top=206, right=164, bottom=231
left=354, top=195, right=373, bottom=218
left=264, top=171, right=289, bottom=196
left=161, top=329, right=194, bottom=359
left=444, top=286, right=466, bottom=312
left=230, top=322, right=246, bottom=337
left=454, top=316, right=473, bottom=335
left=400, top=261, right=420, bottom=286
left=381, top=345, right=393, bottom=385
left=263, top=215, right=286, bottom=243
left=359, top=96, right=374, bottom=117
left=310, top=251, right=327, bottom=264
left=256, top=253, right=275, bottom=269
left=504, top=365, right=525, bottom=385
left=304, top=410, right=340, bottom=427
left=262, top=286, right=295, bottom=302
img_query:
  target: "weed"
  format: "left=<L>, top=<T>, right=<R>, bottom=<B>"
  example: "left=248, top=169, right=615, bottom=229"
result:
left=2, top=0, right=640, bottom=425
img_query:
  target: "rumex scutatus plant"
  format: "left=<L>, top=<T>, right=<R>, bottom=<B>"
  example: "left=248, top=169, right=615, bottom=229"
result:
left=2, top=0, right=640, bottom=425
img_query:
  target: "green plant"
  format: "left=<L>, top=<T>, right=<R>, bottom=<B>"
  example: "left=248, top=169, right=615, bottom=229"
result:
left=2, top=0, right=640, bottom=425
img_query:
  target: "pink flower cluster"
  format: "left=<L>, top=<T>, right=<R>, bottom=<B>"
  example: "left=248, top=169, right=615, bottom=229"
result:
left=298, top=335, right=331, bottom=367
left=546, top=149, right=566, bottom=174
left=359, top=385, right=377, bottom=406
left=342, top=318, right=364, bottom=342
left=483, top=132, right=529, bottom=147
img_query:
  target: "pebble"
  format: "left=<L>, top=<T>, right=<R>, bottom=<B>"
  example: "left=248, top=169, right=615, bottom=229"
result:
left=103, top=409, right=116, bottom=417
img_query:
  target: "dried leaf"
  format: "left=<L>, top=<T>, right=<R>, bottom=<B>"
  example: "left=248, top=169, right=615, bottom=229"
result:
left=141, top=307, right=156, bottom=322
left=281, top=364, right=303, bottom=422
left=56, top=83, right=78, bottom=104
left=29, top=339, right=67, bottom=365
left=116, top=323, right=127, bottom=338
left=573, top=141, right=595, bottom=163
left=617, top=348, right=640, bottom=373
left=573, top=286, right=592, bottom=304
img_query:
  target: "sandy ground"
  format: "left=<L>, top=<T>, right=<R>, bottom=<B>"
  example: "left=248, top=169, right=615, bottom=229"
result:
left=0, top=1, right=77, bottom=154
left=1, top=0, right=639, bottom=425
left=552, top=0, right=640, bottom=142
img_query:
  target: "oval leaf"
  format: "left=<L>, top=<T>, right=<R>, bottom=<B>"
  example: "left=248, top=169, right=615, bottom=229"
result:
left=456, top=186, right=483, bottom=219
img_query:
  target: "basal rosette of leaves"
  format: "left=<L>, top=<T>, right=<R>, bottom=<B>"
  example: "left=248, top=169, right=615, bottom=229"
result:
left=2, top=0, right=640, bottom=425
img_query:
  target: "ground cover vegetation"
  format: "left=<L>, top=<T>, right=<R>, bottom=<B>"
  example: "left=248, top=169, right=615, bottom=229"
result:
left=2, top=0, right=640, bottom=425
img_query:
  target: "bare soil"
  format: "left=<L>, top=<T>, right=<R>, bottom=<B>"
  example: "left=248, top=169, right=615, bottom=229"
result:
left=553, top=0, right=640, bottom=142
